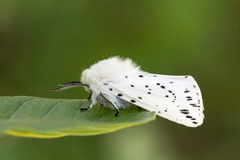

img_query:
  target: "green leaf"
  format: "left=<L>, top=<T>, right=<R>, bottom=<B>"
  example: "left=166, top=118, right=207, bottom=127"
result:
left=0, top=96, right=156, bottom=138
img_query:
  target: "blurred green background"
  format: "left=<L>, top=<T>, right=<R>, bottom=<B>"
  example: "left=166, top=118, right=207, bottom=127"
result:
left=0, top=0, right=240, bottom=160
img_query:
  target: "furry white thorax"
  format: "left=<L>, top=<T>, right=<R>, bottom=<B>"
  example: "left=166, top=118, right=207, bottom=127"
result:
left=81, top=57, right=143, bottom=108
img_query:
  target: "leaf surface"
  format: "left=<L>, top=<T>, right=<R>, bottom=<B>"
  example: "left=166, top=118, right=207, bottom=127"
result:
left=0, top=96, right=156, bottom=138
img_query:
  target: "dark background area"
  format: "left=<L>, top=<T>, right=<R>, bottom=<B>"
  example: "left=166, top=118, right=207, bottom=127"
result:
left=0, top=1, right=240, bottom=160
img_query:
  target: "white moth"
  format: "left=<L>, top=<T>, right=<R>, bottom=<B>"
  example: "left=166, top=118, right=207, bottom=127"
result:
left=52, top=57, right=204, bottom=127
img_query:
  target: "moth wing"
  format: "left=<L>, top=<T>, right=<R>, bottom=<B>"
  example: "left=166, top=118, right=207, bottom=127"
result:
left=105, top=73, right=204, bottom=127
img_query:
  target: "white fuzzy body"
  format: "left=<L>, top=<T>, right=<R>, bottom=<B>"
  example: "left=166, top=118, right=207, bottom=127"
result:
left=81, top=57, right=204, bottom=127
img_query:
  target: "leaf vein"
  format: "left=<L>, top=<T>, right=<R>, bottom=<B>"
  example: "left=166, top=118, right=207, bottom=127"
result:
left=9, top=98, right=34, bottom=119
left=73, top=101, right=85, bottom=120
left=42, top=101, right=60, bottom=119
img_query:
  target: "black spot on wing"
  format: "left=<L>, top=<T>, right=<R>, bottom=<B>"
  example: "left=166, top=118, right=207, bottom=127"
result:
left=147, top=92, right=151, bottom=94
left=173, top=95, right=176, bottom=101
left=131, top=85, right=134, bottom=87
left=117, top=94, right=123, bottom=97
left=180, top=109, right=189, bottom=114
left=145, top=85, right=148, bottom=88
left=190, top=103, right=200, bottom=108
left=198, top=100, right=201, bottom=104
left=160, top=86, right=165, bottom=89
left=186, top=96, right=193, bottom=101
left=109, top=88, right=113, bottom=91
left=125, top=76, right=128, bottom=78
left=184, top=89, right=190, bottom=93
left=156, top=83, right=160, bottom=85
left=139, top=75, right=143, bottom=77
left=131, top=100, right=136, bottom=103
left=138, top=97, right=142, bottom=99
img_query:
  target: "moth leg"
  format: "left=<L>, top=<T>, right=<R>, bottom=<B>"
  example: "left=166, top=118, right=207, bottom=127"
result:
left=87, top=91, right=92, bottom=100
left=99, top=93, right=120, bottom=116
left=109, top=101, right=120, bottom=117
left=138, top=107, right=141, bottom=111
left=80, top=103, right=93, bottom=111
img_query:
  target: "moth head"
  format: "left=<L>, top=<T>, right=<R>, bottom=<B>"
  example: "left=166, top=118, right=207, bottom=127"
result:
left=80, top=69, right=89, bottom=85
